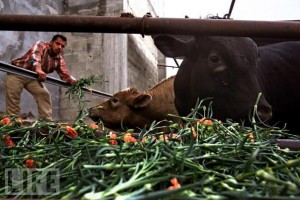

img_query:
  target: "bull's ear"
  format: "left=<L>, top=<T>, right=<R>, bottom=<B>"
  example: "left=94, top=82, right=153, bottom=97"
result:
left=153, top=35, right=187, bottom=57
left=257, top=49, right=261, bottom=63
left=130, top=94, right=152, bottom=108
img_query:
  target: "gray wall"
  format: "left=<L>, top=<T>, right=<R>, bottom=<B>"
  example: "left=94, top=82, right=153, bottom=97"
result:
left=0, top=0, right=64, bottom=119
left=0, top=0, right=166, bottom=123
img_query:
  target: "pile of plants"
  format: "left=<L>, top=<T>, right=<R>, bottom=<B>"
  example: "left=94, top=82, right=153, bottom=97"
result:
left=1, top=78, right=300, bottom=200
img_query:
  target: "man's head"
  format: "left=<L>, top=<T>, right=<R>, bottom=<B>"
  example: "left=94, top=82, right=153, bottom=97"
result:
left=49, top=34, right=67, bottom=56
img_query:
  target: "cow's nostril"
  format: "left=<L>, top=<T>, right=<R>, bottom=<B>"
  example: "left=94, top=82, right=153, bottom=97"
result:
left=257, top=106, right=272, bottom=122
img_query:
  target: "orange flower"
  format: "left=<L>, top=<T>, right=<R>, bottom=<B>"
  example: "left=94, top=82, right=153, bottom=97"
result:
left=123, top=133, right=136, bottom=143
left=110, top=133, right=118, bottom=139
left=66, top=126, right=78, bottom=139
left=6, top=139, right=15, bottom=147
left=25, top=159, right=35, bottom=168
left=5, top=134, right=15, bottom=147
left=89, top=123, right=99, bottom=129
left=130, top=137, right=137, bottom=143
left=203, top=119, right=213, bottom=126
left=170, top=177, right=180, bottom=185
left=197, top=117, right=213, bottom=126
left=0, top=117, right=10, bottom=125
left=247, top=132, right=255, bottom=143
left=109, top=139, right=117, bottom=145
left=168, top=177, right=181, bottom=190
left=109, top=132, right=118, bottom=145
left=123, top=133, right=132, bottom=142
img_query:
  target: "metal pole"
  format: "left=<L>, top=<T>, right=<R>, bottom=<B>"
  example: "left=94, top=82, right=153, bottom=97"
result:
left=0, top=62, right=112, bottom=98
left=0, top=14, right=300, bottom=38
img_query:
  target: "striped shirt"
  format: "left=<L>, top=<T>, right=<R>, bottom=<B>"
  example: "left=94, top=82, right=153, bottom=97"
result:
left=11, top=40, right=74, bottom=82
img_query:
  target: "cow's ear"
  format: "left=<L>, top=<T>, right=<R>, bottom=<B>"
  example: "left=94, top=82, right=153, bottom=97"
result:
left=153, top=35, right=187, bottom=57
left=124, top=87, right=139, bottom=94
left=130, top=94, right=152, bottom=108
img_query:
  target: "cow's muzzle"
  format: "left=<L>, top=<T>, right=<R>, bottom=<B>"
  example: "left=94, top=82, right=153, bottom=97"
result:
left=88, top=107, right=100, bottom=122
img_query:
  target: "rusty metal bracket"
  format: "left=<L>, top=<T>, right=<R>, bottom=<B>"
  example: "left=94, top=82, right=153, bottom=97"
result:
left=140, top=12, right=152, bottom=38
left=224, top=0, right=236, bottom=19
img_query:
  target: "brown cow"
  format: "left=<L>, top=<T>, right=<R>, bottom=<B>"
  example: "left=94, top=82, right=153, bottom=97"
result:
left=89, top=76, right=178, bottom=130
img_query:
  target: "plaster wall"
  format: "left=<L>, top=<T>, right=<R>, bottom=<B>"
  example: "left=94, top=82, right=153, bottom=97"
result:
left=0, top=0, right=64, bottom=119
left=0, top=0, right=166, bottom=123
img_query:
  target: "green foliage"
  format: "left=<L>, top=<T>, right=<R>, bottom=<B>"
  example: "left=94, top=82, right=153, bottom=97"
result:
left=65, top=75, right=103, bottom=110
left=1, top=111, right=300, bottom=199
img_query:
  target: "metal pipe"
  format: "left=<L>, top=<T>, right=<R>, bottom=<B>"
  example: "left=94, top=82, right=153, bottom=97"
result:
left=0, top=14, right=300, bottom=38
left=158, top=64, right=179, bottom=68
left=0, top=61, right=112, bottom=98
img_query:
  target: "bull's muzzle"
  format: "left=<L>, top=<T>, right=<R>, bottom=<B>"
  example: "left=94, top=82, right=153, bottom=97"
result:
left=257, top=104, right=272, bottom=122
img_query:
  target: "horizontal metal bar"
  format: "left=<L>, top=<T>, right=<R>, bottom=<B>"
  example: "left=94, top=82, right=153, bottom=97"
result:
left=157, top=64, right=179, bottom=68
left=0, top=61, right=112, bottom=98
left=0, top=14, right=299, bottom=39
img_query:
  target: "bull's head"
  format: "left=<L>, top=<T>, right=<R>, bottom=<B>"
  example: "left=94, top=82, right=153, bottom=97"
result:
left=154, top=35, right=272, bottom=123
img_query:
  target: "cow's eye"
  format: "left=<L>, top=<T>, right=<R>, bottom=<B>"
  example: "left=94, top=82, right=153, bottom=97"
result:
left=209, top=55, right=220, bottom=64
left=111, top=97, right=119, bottom=105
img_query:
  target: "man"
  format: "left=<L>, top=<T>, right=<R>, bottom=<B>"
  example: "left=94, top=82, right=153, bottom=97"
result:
left=5, top=34, right=77, bottom=121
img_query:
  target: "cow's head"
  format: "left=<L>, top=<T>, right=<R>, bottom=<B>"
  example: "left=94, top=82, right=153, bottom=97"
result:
left=89, top=88, right=153, bottom=130
left=154, top=35, right=272, bottom=122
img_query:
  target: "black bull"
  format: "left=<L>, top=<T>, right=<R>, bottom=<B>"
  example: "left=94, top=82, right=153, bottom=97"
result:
left=154, top=35, right=300, bottom=133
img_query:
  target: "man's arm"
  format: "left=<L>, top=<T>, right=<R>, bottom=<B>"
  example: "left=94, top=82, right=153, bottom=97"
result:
left=11, top=41, right=47, bottom=82
left=31, top=41, right=47, bottom=82
left=56, top=58, right=77, bottom=85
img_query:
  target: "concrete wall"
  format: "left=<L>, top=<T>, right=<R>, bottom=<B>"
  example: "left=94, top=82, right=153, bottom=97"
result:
left=60, top=0, right=128, bottom=122
left=0, top=0, right=166, bottom=123
left=0, top=0, right=64, bottom=120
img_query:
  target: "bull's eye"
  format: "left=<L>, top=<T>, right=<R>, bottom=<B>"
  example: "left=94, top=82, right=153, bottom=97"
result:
left=209, top=55, right=220, bottom=64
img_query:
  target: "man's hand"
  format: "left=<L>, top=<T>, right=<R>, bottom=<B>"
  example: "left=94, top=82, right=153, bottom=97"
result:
left=69, top=79, right=78, bottom=85
left=35, top=69, right=47, bottom=82
left=67, top=76, right=78, bottom=85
